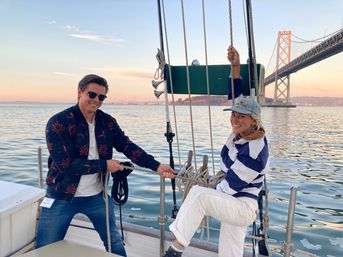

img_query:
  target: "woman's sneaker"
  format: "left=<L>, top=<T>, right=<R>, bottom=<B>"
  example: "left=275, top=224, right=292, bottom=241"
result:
left=162, top=246, right=183, bottom=257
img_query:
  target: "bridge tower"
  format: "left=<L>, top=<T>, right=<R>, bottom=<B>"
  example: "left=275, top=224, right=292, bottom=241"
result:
left=273, top=31, right=292, bottom=104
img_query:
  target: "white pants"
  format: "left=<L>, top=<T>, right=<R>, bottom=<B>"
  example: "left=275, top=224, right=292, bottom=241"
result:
left=169, top=185, right=257, bottom=257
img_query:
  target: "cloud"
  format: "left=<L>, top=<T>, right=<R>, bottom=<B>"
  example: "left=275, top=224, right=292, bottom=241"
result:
left=88, top=66, right=152, bottom=80
left=63, top=25, right=80, bottom=32
left=69, top=33, right=125, bottom=44
left=46, top=20, right=57, bottom=25
left=53, top=72, right=75, bottom=77
left=63, top=24, right=125, bottom=45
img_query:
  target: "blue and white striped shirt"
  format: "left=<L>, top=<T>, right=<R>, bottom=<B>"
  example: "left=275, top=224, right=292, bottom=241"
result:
left=217, top=132, right=269, bottom=200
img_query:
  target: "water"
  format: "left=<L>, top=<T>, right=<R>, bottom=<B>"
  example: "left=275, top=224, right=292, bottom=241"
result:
left=0, top=103, right=342, bottom=256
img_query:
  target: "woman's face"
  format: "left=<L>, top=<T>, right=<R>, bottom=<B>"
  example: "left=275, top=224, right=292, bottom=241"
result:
left=230, top=111, right=256, bottom=137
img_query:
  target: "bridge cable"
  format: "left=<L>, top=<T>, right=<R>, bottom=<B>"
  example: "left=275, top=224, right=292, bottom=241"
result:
left=265, top=38, right=278, bottom=76
left=292, top=28, right=343, bottom=43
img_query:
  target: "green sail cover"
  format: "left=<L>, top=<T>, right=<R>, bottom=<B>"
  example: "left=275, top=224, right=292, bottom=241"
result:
left=164, top=64, right=262, bottom=95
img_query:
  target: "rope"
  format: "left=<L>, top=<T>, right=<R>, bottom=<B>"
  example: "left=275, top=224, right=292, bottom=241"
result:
left=111, top=162, right=134, bottom=242
left=176, top=155, right=228, bottom=202
left=228, top=0, right=235, bottom=105
left=161, top=0, right=182, bottom=172
left=154, top=49, right=166, bottom=80
left=181, top=163, right=208, bottom=201
left=155, top=2, right=180, bottom=220
left=201, top=0, right=216, bottom=176
left=242, top=0, right=254, bottom=95
left=247, top=0, right=258, bottom=97
left=180, top=0, right=197, bottom=171
left=103, top=162, right=134, bottom=251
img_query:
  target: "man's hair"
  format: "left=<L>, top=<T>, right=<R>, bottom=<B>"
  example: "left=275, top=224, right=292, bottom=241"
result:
left=78, top=74, right=109, bottom=93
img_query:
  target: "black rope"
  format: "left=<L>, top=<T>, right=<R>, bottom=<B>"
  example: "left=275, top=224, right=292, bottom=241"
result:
left=165, top=122, right=179, bottom=218
left=252, top=221, right=256, bottom=256
left=257, top=189, right=270, bottom=256
left=111, top=161, right=134, bottom=242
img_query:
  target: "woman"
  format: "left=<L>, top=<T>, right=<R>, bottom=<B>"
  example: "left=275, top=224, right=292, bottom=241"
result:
left=163, top=47, right=269, bottom=257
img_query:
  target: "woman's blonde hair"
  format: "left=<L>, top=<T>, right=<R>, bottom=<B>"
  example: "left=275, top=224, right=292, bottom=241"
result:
left=251, top=114, right=262, bottom=131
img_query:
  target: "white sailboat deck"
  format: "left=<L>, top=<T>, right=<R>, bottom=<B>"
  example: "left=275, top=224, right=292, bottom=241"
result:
left=16, top=216, right=255, bottom=257
left=65, top=217, right=220, bottom=257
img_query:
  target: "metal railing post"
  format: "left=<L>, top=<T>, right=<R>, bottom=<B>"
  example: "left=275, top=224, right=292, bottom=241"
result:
left=159, top=176, right=166, bottom=256
left=283, top=186, right=297, bottom=257
left=38, top=146, right=43, bottom=188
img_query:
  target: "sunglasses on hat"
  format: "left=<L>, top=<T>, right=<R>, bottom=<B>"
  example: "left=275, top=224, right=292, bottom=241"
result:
left=86, top=91, right=107, bottom=101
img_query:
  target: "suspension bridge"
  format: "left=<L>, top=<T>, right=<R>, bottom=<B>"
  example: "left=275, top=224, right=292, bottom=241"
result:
left=262, top=28, right=343, bottom=106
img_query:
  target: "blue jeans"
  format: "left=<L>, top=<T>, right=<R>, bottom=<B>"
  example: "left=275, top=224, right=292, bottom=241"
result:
left=36, top=192, right=127, bottom=257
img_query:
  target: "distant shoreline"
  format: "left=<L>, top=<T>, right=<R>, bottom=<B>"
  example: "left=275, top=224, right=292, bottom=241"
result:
left=1, top=96, right=343, bottom=106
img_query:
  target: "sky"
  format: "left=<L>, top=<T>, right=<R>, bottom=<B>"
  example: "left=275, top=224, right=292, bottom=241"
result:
left=0, top=0, right=342, bottom=103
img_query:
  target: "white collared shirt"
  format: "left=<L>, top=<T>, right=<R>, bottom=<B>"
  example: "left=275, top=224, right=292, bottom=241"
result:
left=74, top=121, right=102, bottom=197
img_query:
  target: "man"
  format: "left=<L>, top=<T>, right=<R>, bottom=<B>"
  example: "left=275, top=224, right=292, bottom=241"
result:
left=36, top=74, right=174, bottom=256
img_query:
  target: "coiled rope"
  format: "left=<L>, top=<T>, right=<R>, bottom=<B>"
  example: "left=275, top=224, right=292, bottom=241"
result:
left=103, top=162, right=134, bottom=252
left=111, top=162, right=134, bottom=242
left=154, top=49, right=166, bottom=80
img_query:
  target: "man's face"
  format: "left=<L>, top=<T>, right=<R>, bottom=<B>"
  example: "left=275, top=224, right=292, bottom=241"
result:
left=78, top=83, right=107, bottom=115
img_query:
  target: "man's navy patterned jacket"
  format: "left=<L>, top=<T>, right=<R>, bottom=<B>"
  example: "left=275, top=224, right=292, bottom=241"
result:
left=45, top=104, right=160, bottom=201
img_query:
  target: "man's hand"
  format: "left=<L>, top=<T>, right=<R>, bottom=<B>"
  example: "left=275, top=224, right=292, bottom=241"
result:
left=157, top=165, right=176, bottom=179
left=107, top=159, right=123, bottom=173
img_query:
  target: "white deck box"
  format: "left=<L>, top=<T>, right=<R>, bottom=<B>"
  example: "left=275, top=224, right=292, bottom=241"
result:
left=0, top=180, right=45, bottom=257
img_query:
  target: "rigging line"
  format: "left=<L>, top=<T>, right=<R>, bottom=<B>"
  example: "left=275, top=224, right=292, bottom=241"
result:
left=161, top=0, right=182, bottom=171
left=201, top=0, right=215, bottom=176
left=180, top=0, right=197, bottom=171
left=228, top=0, right=235, bottom=105
left=228, top=0, right=233, bottom=46
left=247, top=0, right=258, bottom=97
left=245, top=0, right=257, bottom=95
left=241, top=0, right=252, bottom=93
left=242, top=0, right=249, bottom=56
left=242, top=0, right=250, bottom=90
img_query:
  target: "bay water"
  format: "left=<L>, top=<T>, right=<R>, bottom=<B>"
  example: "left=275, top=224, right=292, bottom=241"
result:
left=0, top=103, right=342, bottom=256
